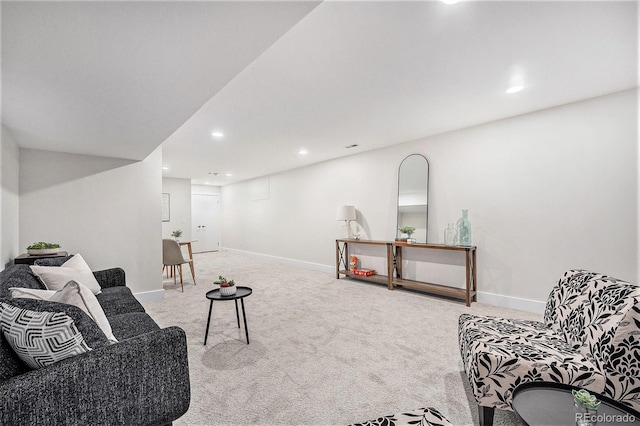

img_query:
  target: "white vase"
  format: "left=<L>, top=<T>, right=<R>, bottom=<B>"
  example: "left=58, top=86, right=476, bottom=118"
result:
left=219, top=286, right=237, bottom=296
left=444, top=223, right=458, bottom=246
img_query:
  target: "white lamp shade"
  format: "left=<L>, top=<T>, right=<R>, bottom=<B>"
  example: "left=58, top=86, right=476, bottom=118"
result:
left=336, top=205, right=356, bottom=221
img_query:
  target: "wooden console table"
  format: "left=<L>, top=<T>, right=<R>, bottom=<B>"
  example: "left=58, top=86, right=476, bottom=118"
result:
left=335, top=239, right=394, bottom=290
left=336, top=239, right=477, bottom=306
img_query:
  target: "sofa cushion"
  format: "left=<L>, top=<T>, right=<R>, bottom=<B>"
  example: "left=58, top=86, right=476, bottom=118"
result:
left=0, top=298, right=110, bottom=369
left=0, top=331, right=28, bottom=380
left=109, top=312, right=160, bottom=340
left=33, top=255, right=74, bottom=267
left=0, top=265, right=46, bottom=298
left=96, top=286, right=145, bottom=317
left=459, top=313, right=606, bottom=410
left=30, top=254, right=102, bottom=295
left=11, top=281, right=117, bottom=343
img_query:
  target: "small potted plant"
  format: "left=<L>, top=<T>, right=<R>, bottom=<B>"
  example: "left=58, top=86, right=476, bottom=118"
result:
left=215, top=275, right=236, bottom=296
left=27, top=242, right=61, bottom=256
left=572, top=389, right=600, bottom=426
left=171, top=230, right=183, bottom=241
left=398, top=226, right=416, bottom=244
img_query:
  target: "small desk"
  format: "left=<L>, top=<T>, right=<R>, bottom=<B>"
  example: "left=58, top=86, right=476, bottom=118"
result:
left=512, top=382, right=640, bottom=426
left=204, top=286, right=252, bottom=345
left=14, top=251, right=69, bottom=265
left=178, top=241, right=195, bottom=280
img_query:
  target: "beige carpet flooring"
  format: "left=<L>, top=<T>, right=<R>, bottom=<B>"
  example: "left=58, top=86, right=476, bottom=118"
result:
left=144, top=251, right=540, bottom=426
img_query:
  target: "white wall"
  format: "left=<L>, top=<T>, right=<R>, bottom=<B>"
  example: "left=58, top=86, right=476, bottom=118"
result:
left=19, top=147, right=163, bottom=297
left=160, top=179, right=221, bottom=247
left=192, top=184, right=221, bottom=196
left=161, top=177, right=192, bottom=241
left=637, top=3, right=640, bottom=294
left=221, top=90, right=638, bottom=311
left=1, top=126, right=20, bottom=268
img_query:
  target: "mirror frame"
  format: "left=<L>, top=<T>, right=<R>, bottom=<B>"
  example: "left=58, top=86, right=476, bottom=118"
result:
left=396, top=154, right=429, bottom=243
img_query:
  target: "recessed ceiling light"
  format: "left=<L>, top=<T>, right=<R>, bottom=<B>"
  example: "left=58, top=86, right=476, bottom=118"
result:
left=298, top=149, right=308, bottom=155
left=162, top=166, right=169, bottom=170
left=442, top=0, right=461, bottom=4
left=506, top=85, right=524, bottom=94
left=225, top=173, right=232, bottom=177
left=211, top=131, right=224, bottom=138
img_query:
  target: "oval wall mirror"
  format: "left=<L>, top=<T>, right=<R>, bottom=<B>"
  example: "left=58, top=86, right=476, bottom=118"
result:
left=397, top=154, right=429, bottom=243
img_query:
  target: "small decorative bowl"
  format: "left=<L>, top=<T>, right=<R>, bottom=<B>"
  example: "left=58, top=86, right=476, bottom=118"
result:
left=219, top=286, right=236, bottom=296
left=28, top=248, right=60, bottom=255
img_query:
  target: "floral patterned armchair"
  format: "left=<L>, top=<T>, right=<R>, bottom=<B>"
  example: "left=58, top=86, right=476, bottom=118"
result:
left=458, top=270, right=640, bottom=426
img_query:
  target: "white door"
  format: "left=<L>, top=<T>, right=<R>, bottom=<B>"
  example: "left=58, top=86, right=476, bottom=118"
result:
left=191, top=194, right=220, bottom=253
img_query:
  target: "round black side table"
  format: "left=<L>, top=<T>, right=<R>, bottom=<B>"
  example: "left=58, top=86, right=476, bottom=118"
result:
left=512, top=382, right=640, bottom=426
left=204, top=286, right=252, bottom=345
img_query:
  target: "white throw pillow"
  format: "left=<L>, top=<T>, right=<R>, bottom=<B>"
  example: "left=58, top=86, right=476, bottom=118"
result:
left=30, top=253, right=102, bottom=295
left=8, top=287, right=56, bottom=300
left=10, top=281, right=117, bottom=343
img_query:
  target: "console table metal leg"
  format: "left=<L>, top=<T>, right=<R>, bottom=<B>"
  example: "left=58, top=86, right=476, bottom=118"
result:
left=336, top=240, right=341, bottom=278
left=204, top=300, right=214, bottom=345
left=336, top=241, right=350, bottom=279
left=241, top=298, right=249, bottom=344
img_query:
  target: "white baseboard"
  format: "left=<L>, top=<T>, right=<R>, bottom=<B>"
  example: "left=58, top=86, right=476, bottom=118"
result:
left=221, top=248, right=546, bottom=314
left=221, top=247, right=335, bottom=274
left=134, top=289, right=165, bottom=303
left=477, top=291, right=546, bottom=314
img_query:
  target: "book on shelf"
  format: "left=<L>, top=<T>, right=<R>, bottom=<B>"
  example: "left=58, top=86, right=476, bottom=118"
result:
left=352, top=268, right=376, bottom=277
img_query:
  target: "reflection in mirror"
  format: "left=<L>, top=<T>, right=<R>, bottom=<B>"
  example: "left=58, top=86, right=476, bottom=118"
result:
left=397, top=154, right=429, bottom=243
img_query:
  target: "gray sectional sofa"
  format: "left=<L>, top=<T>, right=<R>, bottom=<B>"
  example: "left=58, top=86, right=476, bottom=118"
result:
left=0, top=256, right=190, bottom=425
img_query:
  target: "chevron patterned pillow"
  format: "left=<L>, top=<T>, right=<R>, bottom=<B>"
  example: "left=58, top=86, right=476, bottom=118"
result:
left=0, top=300, right=107, bottom=369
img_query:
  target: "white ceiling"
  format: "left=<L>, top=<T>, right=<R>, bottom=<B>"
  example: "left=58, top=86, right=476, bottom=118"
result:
left=2, top=1, right=637, bottom=186
left=2, top=1, right=321, bottom=160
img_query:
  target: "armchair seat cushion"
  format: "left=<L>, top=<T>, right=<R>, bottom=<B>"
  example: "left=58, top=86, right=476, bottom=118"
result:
left=459, top=314, right=605, bottom=410
left=349, top=407, right=452, bottom=426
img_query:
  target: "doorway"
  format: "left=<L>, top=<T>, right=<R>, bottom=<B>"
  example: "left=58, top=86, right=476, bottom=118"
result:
left=191, top=194, right=220, bottom=253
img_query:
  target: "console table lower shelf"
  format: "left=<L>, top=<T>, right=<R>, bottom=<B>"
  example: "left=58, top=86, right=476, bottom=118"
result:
left=392, top=277, right=476, bottom=303
left=335, top=239, right=477, bottom=306
left=337, top=270, right=392, bottom=288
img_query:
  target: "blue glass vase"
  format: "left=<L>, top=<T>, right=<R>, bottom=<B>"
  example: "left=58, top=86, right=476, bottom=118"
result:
left=457, top=210, right=472, bottom=246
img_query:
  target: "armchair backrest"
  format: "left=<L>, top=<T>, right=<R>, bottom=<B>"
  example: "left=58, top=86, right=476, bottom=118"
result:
left=544, top=269, right=640, bottom=375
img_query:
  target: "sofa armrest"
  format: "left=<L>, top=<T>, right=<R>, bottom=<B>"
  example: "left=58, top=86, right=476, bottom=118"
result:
left=0, top=326, right=190, bottom=426
left=93, top=267, right=126, bottom=288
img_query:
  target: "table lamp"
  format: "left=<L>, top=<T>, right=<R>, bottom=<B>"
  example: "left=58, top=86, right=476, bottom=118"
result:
left=336, top=205, right=357, bottom=238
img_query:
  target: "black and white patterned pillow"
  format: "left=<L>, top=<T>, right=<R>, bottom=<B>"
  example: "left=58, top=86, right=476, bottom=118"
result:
left=0, top=298, right=109, bottom=369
